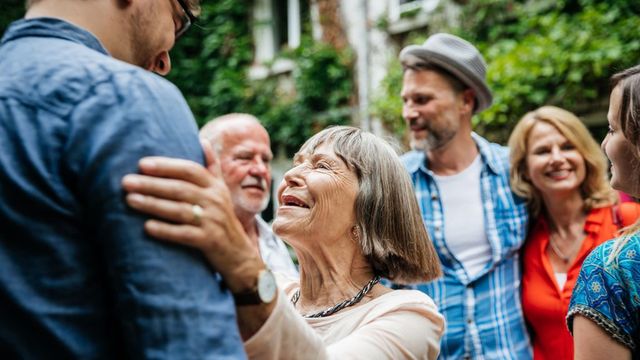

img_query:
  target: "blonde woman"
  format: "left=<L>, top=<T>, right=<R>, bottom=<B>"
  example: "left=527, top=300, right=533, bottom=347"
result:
left=568, top=65, right=640, bottom=359
left=508, top=106, right=638, bottom=360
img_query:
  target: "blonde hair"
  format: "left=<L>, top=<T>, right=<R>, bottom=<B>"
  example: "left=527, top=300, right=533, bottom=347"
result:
left=298, top=126, right=441, bottom=284
left=508, top=106, right=617, bottom=218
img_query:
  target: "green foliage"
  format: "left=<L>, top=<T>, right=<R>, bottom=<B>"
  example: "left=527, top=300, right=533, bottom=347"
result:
left=167, top=1, right=254, bottom=123
left=248, top=38, right=354, bottom=156
left=371, top=33, right=426, bottom=138
left=168, top=4, right=354, bottom=155
left=1, top=0, right=26, bottom=37
left=372, top=0, right=640, bottom=144
left=370, top=57, right=404, bottom=137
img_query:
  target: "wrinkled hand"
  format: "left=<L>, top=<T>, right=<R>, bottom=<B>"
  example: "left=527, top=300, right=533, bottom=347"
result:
left=121, top=142, right=263, bottom=293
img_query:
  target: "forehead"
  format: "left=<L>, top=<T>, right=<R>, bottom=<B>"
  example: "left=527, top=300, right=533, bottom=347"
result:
left=299, top=140, right=352, bottom=164
left=297, top=141, right=334, bottom=159
left=528, top=121, right=567, bottom=144
left=222, top=127, right=271, bottom=152
left=401, top=69, right=455, bottom=93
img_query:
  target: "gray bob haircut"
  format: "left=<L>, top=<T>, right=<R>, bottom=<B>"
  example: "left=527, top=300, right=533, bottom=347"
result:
left=298, top=126, right=441, bottom=284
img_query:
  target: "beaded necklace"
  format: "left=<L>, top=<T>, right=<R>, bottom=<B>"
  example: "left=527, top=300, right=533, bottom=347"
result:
left=291, top=275, right=381, bottom=318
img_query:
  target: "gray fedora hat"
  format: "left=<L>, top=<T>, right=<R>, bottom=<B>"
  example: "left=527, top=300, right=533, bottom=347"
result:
left=399, top=33, right=492, bottom=113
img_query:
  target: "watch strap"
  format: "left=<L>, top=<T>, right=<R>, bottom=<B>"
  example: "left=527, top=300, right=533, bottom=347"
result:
left=232, top=268, right=276, bottom=306
left=232, top=290, right=263, bottom=306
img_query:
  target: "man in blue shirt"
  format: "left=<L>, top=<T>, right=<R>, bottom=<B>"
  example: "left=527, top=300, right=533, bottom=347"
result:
left=398, top=33, right=532, bottom=359
left=0, top=0, right=245, bottom=358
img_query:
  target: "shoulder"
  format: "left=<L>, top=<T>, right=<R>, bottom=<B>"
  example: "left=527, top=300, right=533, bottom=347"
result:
left=617, top=202, right=640, bottom=227
left=472, top=132, right=510, bottom=175
left=569, top=234, right=640, bottom=339
left=400, top=150, right=425, bottom=174
left=567, top=240, right=640, bottom=349
left=582, top=234, right=640, bottom=270
left=366, top=290, right=443, bottom=325
left=360, top=290, right=445, bottom=356
left=6, top=36, right=184, bottom=117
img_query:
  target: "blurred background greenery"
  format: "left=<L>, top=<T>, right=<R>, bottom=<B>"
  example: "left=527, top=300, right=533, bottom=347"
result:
left=372, top=0, right=640, bottom=143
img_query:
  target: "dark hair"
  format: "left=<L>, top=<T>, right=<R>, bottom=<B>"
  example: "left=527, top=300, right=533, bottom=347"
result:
left=611, top=65, right=640, bottom=151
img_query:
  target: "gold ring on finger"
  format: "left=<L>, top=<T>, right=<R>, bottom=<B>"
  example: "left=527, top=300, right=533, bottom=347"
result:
left=191, top=204, right=203, bottom=225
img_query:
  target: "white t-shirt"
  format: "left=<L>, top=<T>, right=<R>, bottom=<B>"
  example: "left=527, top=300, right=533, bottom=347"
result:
left=433, top=155, right=491, bottom=278
left=555, top=272, right=567, bottom=289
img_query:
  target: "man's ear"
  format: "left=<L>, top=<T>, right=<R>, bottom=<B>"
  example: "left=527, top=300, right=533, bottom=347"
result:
left=117, top=0, right=133, bottom=9
left=461, top=88, right=476, bottom=115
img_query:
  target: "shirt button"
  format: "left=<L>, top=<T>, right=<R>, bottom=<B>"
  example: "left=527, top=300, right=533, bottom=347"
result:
left=431, top=194, right=438, bottom=201
left=467, top=318, right=473, bottom=324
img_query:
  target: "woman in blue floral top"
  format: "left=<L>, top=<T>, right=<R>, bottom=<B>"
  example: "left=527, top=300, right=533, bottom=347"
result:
left=567, top=65, right=640, bottom=359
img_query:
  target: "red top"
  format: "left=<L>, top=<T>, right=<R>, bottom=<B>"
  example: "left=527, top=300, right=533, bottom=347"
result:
left=521, top=206, right=630, bottom=360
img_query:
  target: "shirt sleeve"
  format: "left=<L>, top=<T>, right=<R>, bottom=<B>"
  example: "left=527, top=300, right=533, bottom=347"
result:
left=64, top=72, right=245, bottom=359
left=567, top=236, right=640, bottom=350
left=244, top=289, right=444, bottom=359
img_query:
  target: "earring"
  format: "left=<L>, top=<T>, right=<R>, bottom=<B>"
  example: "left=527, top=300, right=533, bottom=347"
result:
left=351, top=225, right=360, bottom=241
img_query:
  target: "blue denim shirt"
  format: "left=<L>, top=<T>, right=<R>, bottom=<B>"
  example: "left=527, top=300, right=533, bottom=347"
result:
left=0, top=18, right=245, bottom=359
left=401, top=133, right=531, bottom=360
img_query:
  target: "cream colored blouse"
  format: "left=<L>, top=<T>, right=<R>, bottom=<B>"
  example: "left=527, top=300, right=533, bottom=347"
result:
left=244, top=281, right=444, bottom=359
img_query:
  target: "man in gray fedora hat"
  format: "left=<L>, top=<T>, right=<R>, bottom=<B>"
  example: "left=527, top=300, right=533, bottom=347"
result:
left=398, top=33, right=532, bottom=359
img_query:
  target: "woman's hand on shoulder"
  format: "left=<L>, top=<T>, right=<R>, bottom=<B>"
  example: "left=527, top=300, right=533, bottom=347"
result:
left=121, top=142, right=262, bottom=292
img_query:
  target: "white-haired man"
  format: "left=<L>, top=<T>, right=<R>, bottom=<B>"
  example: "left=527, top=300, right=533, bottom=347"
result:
left=399, top=33, right=531, bottom=359
left=200, top=114, right=298, bottom=278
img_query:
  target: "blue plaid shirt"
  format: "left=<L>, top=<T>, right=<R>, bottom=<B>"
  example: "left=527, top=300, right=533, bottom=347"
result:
left=401, top=133, right=531, bottom=360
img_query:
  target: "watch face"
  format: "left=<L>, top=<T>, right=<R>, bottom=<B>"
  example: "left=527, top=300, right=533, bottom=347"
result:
left=257, top=269, right=277, bottom=303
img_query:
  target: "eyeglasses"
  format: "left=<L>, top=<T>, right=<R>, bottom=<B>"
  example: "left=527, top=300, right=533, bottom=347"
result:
left=174, top=0, right=196, bottom=39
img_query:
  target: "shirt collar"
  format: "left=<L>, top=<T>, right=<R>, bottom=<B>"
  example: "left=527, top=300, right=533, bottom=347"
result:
left=1, top=17, right=109, bottom=56
left=255, top=215, right=273, bottom=243
left=583, top=207, right=608, bottom=235
left=536, top=206, right=608, bottom=235
left=405, top=132, right=502, bottom=175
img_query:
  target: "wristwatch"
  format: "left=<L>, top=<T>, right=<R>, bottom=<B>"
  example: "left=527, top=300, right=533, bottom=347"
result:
left=232, top=268, right=277, bottom=306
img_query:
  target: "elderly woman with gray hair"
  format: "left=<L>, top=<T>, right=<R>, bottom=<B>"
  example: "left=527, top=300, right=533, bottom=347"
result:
left=122, top=126, right=444, bottom=359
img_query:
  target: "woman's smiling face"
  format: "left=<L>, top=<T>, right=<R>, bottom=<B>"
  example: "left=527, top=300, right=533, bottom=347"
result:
left=525, top=121, right=586, bottom=198
left=272, top=142, right=359, bottom=249
left=602, top=85, right=640, bottom=196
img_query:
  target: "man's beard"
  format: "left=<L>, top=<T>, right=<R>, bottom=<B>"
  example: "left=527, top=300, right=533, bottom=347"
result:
left=235, top=194, right=270, bottom=216
left=414, top=126, right=456, bottom=152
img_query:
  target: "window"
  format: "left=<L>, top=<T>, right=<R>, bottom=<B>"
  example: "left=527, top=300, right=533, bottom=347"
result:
left=252, top=0, right=307, bottom=64
left=389, top=0, right=440, bottom=22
